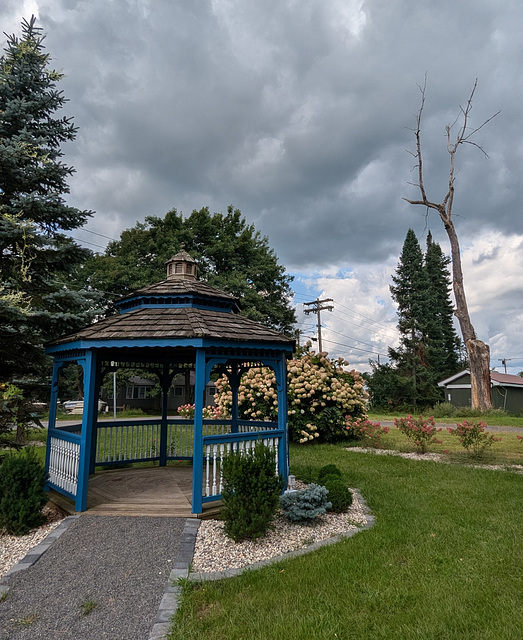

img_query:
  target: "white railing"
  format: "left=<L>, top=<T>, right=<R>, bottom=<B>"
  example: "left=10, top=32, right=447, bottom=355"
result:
left=203, top=434, right=281, bottom=499
left=95, top=422, right=160, bottom=464
left=48, top=436, right=81, bottom=496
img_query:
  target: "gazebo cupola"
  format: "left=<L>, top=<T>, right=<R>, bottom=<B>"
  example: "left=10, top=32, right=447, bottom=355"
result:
left=166, top=248, right=197, bottom=280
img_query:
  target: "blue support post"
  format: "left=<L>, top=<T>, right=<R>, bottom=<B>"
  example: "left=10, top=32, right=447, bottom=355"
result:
left=230, top=363, right=239, bottom=434
left=75, top=351, right=98, bottom=512
left=89, top=360, right=102, bottom=474
left=159, top=363, right=169, bottom=466
left=275, top=354, right=289, bottom=482
left=45, top=361, right=63, bottom=478
left=191, top=349, right=206, bottom=514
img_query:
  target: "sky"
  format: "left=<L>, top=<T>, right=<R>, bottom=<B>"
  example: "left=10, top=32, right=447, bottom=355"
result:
left=3, top=0, right=523, bottom=375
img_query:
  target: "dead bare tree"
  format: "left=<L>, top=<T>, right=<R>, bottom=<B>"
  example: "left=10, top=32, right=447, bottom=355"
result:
left=404, top=79, right=500, bottom=410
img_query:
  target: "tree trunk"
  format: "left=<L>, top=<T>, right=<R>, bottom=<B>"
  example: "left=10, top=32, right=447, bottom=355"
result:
left=444, top=218, right=492, bottom=409
left=467, top=339, right=492, bottom=410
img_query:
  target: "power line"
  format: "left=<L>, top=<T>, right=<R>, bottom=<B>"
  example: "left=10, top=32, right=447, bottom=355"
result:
left=79, top=228, right=119, bottom=242
left=321, top=337, right=389, bottom=359
left=323, top=323, right=391, bottom=353
left=70, top=237, right=107, bottom=250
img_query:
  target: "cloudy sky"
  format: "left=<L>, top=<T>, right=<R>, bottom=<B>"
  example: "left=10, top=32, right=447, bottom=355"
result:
left=3, top=0, right=523, bottom=374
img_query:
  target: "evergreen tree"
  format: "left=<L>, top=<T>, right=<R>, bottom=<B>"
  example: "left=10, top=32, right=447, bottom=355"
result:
left=0, top=17, right=97, bottom=388
left=367, top=229, right=461, bottom=410
left=76, top=205, right=296, bottom=334
left=425, top=232, right=461, bottom=381
left=388, top=228, right=432, bottom=406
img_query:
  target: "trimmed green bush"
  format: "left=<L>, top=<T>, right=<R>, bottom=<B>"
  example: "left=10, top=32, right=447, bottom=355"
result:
left=317, top=464, right=342, bottom=485
left=221, top=441, right=285, bottom=542
left=323, top=478, right=353, bottom=513
left=280, top=483, right=331, bottom=522
left=0, top=447, right=47, bottom=535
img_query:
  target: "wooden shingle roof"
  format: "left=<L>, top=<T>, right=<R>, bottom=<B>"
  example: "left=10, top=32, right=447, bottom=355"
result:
left=117, top=278, right=237, bottom=306
left=50, top=307, right=292, bottom=346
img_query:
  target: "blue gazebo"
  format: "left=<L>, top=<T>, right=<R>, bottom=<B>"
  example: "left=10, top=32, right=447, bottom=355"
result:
left=44, top=250, right=294, bottom=514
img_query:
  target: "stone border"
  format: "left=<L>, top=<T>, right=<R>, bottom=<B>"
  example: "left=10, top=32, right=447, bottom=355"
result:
left=0, top=516, right=79, bottom=598
left=148, top=518, right=200, bottom=640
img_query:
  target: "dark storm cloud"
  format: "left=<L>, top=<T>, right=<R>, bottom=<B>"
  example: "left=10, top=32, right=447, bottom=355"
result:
left=3, top=1, right=523, bottom=371
left=4, top=0, right=520, bottom=268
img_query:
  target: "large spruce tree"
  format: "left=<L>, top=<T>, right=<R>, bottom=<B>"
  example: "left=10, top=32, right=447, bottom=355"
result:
left=367, top=229, right=460, bottom=409
left=76, top=205, right=296, bottom=334
left=0, top=17, right=97, bottom=387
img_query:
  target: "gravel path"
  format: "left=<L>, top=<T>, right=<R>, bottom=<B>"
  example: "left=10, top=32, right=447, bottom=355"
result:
left=0, top=516, right=185, bottom=640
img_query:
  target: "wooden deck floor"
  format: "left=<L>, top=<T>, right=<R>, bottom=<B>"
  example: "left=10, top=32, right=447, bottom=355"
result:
left=48, top=466, right=199, bottom=518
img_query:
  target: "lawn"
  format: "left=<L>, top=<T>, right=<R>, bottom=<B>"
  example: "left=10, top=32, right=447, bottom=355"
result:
left=367, top=410, right=523, bottom=429
left=169, top=442, right=523, bottom=640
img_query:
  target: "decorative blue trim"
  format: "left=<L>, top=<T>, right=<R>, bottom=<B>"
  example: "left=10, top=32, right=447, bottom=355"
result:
left=202, top=429, right=284, bottom=445
left=46, top=338, right=293, bottom=355
left=117, top=300, right=236, bottom=314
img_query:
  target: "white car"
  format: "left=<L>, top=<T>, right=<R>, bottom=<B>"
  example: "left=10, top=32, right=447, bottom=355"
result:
left=63, top=399, right=107, bottom=413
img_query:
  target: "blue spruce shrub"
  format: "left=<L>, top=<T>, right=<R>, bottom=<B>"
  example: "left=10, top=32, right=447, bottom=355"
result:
left=280, top=483, right=331, bottom=522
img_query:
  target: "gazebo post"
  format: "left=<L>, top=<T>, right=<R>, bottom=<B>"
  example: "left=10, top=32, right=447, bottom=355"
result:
left=159, top=363, right=170, bottom=466
left=230, top=362, right=240, bottom=434
left=75, top=350, right=98, bottom=512
left=44, top=361, right=63, bottom=476
left=275, top=354, right=289, bottom=481
left=191, top=348, right=206, bottom=514
left=89, top=360, right=102, bottom=474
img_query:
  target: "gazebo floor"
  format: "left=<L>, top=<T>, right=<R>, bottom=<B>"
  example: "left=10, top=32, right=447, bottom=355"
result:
left=48, top=465, right=210, bottom=518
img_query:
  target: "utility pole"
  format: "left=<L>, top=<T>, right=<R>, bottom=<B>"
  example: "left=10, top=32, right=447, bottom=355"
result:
left=303, top=299, right=333, bottom=353
left=498, top=358, right=512, bottom=374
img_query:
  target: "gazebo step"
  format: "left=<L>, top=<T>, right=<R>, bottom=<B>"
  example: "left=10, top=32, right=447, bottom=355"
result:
left=198, top=501, right=223, bottom=520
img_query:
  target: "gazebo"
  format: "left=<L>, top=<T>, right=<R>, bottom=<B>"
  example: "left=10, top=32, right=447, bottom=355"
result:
left=44, top=250, right=294, bottom=514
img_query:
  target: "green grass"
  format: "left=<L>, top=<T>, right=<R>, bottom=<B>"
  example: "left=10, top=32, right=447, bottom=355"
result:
left=169, top=443, right=523, bottom=640
left=364, top=426, right=523, bottom=467
left=367, top=410, right=523, bottom=428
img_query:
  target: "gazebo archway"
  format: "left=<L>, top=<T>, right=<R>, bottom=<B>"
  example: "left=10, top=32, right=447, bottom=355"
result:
left=44, top=251, right=294, bottom=514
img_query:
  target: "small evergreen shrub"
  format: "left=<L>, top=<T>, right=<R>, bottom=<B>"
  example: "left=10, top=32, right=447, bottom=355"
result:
left=221, top=441, right=284, bottom=542
left=280, top=483, right=331, bottom=522
left=0, top=447, right=47, bottom=535
left=323, top=478, right=353, bottom=513
left=317, top=464, right=342, bottom=484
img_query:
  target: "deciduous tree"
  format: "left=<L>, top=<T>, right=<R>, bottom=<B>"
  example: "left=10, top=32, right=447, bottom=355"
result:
left=77, top=205, right=296, bottom=333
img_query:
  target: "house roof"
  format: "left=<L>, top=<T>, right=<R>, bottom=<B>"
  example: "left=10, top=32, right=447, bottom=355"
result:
left=438, top=369, right=523, bottom=388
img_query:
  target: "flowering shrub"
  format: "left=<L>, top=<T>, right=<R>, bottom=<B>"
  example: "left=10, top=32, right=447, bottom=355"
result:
left=447, top=421, right=501, bottom=458
left=177, top=404, right=224, bottom=419
left=346, top=415, right=389, bottom=447
left=213, top=346, right=368, bottom=444
left=394, top=414, right=442, bottom=453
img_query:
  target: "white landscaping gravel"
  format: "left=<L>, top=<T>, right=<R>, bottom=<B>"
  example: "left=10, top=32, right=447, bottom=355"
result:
left=192, top=488, right=368, bottom=574
left=0, top=509, right=65, bottom=579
